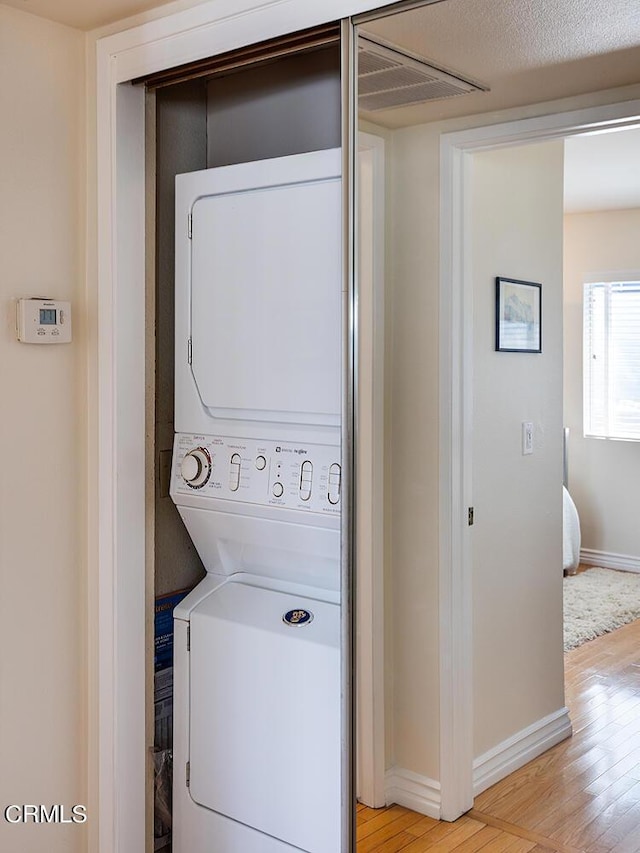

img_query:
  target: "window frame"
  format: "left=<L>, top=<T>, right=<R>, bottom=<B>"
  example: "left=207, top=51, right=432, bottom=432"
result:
left=583, top=275, right=640, bottom=441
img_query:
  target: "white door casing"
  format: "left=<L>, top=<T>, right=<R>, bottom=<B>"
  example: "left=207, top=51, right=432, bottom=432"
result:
left=94, top=3, right=401, bottom=851
left=356, top=132, right=386, bottom=808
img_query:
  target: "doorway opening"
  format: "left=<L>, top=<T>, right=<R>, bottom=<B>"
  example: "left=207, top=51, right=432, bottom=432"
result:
left=471, top=129, right=640, bottom=849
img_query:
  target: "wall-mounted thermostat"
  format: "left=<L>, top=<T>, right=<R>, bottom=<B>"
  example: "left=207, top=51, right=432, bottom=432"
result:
left=16, top=298, right=72, bottom=344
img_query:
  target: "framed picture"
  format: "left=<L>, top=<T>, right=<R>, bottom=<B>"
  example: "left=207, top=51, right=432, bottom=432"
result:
left=495, top=277, right=542, bottom=353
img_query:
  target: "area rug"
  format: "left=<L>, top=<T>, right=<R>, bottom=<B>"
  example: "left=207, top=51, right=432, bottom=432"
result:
left=564, top=567, right=640, bottom=651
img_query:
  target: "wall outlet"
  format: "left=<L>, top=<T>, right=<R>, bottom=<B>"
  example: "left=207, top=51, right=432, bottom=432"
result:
left=522, top=421, right=534, bottom=455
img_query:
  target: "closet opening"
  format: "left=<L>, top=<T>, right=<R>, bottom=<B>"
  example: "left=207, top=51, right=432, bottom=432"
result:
left=145, top=28, right=343, bottom=850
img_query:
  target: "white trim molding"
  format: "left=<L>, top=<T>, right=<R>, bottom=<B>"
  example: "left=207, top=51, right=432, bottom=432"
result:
left=385, top=767, right=441, bottom=819
left=439, top=130, right=474, bottom=823
left=356, top=132, right=387, bottom=809
left=98, top=0, right=403, bottom=85
left=472, top=708, right=572, bottom=797
left=580, top=549, right=640, bottom=573
left=95, top=0, right=640, bottom=841
left=93, top=3, right=400, bottom=851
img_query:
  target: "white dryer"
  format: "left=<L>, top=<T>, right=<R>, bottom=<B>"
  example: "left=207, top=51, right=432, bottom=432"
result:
left=174, top=147, right=342, bottom=443
left=170, top=149, right=343, bottom=852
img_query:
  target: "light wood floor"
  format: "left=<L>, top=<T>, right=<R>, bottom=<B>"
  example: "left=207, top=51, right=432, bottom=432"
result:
left=357, top=616, right=640, bottom=853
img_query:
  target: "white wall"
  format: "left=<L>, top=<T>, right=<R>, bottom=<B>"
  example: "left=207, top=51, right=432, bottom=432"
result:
left=471, top=142, right=565, bottom=758
left=0, top=7, right=86, bottom=852
left=564, top=208, right=640, bottom=560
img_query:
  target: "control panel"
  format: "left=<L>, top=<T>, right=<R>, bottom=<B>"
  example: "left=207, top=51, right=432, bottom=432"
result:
left=16, top=298, right=72, bottom=344
left=172, top=433, right=341, bottom=515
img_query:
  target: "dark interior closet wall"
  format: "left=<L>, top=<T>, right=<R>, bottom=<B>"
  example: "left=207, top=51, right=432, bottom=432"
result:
left=207, top=46, right=341, bottom=167
left=155, top=80, right=208, bottom=596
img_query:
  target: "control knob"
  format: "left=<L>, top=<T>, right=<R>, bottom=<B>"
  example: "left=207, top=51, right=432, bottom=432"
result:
left=181, top=447, right=211, bottom=488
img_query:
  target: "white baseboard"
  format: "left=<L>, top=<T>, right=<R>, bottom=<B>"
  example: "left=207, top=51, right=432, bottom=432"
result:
left=580, top=548, right=640, bottom=573
left=385, top=767, right=441, bottom=819
left=472, top=707, right=572, bottom=796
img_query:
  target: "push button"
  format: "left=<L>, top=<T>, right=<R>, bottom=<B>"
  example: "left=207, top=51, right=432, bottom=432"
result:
left=299, top=460, right=313, bottom=501
left=229, top=453, right=241, bottom=491
left=328, top=463, right=341, bottom=505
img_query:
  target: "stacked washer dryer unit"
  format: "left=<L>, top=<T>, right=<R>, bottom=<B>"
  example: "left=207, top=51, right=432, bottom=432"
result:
left=170, top=148, right=343, bottom=853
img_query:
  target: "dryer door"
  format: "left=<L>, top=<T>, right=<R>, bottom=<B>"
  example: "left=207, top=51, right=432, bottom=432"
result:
left=189, top=581, right=340, bottom=853
left=187, top=149, right=342, bottom=428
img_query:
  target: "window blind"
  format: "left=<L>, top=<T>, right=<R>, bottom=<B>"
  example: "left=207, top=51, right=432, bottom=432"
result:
left=584, top=281, right=640, bottom=440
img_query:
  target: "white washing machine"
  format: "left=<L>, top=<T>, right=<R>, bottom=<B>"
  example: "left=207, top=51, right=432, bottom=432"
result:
left=170, top=148, right=343, bottom=852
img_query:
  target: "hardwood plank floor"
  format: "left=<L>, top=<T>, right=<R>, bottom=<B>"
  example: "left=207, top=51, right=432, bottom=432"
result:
left=358, top=616, right=640, bottom=852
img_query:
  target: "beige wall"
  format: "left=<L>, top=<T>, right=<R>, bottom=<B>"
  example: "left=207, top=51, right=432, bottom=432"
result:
left=386, top=125, right=442, bottom=780
left=0, top=7, right=86, bottom=851
left=564, top=208, right=640, bottom=559
left=359, top=119, right=398, bottom=772
left=471, top=142, right=565, bottom=758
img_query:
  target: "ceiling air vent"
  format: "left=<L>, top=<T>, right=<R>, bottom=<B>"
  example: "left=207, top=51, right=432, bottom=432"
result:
left=358, top=34, right=488, bottom=112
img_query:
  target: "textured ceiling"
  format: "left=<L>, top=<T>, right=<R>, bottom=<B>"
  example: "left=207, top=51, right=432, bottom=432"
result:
left=360, top=0, right=640, bottom=127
